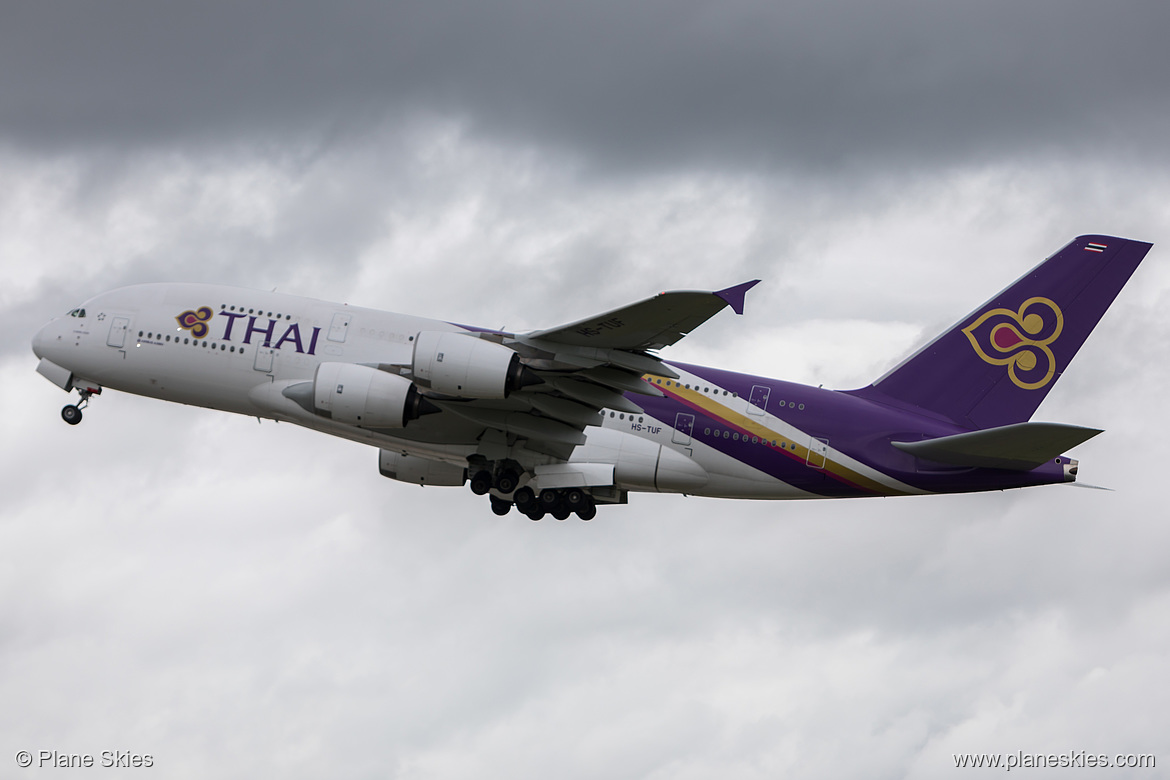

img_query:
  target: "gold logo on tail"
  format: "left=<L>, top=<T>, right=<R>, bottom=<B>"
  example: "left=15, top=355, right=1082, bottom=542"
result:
left=962, top=297, right=1063, bottom=390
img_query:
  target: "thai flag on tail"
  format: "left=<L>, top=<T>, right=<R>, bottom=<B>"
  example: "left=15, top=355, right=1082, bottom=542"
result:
left=1085, top=241, right=1108, bottom=252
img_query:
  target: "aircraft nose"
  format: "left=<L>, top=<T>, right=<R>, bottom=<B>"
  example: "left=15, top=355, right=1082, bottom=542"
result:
left=32, top=319, right=57, bottom=360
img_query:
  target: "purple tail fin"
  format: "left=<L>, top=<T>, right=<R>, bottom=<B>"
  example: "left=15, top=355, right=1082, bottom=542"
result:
left=849, top=235, right=1152, bottom=429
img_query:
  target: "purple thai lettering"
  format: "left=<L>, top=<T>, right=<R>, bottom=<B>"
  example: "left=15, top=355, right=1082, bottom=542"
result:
left=273, top=323, right=305, bottom=353
left=307, top=326, right=322, bottom=355
left=219, top=310, right=247, bottom=340
left=244, top=317, right=277, bottom=347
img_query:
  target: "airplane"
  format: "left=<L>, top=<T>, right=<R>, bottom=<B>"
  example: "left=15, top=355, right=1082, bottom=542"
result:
left=31, top=234, right=1151, bottom=521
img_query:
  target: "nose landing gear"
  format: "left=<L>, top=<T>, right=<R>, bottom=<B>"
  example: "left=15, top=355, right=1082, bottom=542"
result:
left=61, top=387, right=99, bottom=426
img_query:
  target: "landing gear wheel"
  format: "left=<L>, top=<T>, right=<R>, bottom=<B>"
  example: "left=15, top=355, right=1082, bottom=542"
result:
left=495, top=469, right=520, bottom=494
left=470, top=470, right=493, bottom=495
left=576, top=501, right=597, bottom=521
left=539, top=489, right=561, bottom=509
left=551, top=505, right=571, bottom=521
left=490, top=495, right=512, bottom=516
left=513, top=486, right=536, bottom=512
left=61, top=405, right=82, bottom=425
left=564, top=488, right=585, bottom=509
left=525, top=506, right=545, bottom=521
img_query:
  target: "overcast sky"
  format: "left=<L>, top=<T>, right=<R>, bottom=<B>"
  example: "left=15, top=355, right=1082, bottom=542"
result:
left=2, top=2, right=1168, bottom=778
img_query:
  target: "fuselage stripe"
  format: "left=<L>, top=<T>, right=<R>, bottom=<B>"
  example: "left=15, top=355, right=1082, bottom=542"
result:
left=645, top=374, right=915, bottom=496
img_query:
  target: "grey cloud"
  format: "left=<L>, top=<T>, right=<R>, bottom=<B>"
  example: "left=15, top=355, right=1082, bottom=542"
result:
left=3, top=1, right=1170, bottom=174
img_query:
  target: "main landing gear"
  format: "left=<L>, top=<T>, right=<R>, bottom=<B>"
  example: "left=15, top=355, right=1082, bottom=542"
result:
left=468, top=465, right=599, bottom=521
left=493, top=485, right=597, bottom=521
left=61, top=387, right=99, bottom=426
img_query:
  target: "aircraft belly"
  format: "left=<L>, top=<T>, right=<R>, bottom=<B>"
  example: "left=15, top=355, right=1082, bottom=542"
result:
left=700, top=472, right=817, bottom=500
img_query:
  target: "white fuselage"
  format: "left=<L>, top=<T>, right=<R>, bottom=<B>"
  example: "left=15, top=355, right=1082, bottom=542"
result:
left=33, top=283, right=925, bottom=502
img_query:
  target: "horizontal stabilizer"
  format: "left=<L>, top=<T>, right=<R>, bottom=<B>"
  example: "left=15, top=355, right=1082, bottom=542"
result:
left=892, top=422, right=1103, bottom=470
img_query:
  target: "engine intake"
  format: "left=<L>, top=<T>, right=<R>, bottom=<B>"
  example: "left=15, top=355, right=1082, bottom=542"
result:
left=311, top=362, right=436, bottom=428
left=412, top=331, right=537, bottom=399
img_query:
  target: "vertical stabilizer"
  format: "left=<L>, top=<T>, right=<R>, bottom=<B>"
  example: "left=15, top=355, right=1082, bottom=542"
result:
left=849, top=235, right=1152, bottom=429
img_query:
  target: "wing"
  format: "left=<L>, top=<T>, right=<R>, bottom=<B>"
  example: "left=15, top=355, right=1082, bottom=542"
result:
left=525, top=279, right=760, bottom=350
left=419, top=280, right=761, bottom=461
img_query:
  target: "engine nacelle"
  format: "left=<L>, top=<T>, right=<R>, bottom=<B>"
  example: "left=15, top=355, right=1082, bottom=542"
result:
left=313, top=362, right=430, bottom=428
left=412, top=331, right=527, bottom=399
left=379, top=450, right=467, bottom=486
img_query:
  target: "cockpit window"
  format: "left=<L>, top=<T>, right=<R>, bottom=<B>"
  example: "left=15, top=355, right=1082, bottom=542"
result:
left=66, top=308, right=86, bottom=318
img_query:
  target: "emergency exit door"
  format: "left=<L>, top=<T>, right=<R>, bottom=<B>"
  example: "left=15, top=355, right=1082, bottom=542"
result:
left=107, top=317, right=129, bottom=348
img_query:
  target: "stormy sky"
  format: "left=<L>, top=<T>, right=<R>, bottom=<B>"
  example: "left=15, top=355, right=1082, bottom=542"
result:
left=2, top=2, right=1168, bottom=778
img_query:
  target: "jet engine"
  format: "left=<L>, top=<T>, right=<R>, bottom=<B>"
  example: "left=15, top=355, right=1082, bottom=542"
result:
left=312, top=362, right=434, bottom=428
left=412, top=331, right=534, bottom=399
left=379, top=450, right=467, bottom=486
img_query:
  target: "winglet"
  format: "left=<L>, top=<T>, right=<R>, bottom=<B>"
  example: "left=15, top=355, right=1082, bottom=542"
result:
left=714, top=280, right=761, bottom=315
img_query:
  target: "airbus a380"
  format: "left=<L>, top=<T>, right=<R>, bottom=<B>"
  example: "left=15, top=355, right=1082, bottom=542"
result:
left=32, top=235, right=1151, bottom=520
